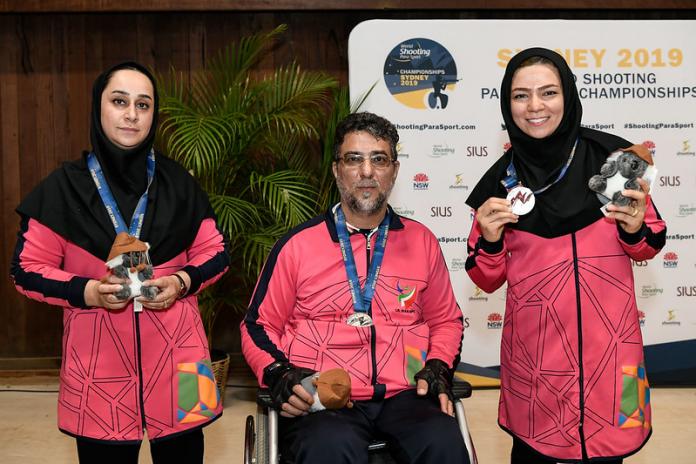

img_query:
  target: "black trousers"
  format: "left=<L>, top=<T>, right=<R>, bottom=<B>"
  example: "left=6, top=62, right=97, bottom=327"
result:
left=278, top=389, right=470, bottom=464
left=511, top=437, right=623, bottom=464
left=75, top=428, right=204, bottom=464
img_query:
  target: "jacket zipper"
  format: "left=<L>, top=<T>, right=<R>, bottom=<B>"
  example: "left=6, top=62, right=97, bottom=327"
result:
left=365, top=230, right=379, bottom=387
left=134, top=311, right=147, bottom=431
left=571, top=233, right=589, bottom=460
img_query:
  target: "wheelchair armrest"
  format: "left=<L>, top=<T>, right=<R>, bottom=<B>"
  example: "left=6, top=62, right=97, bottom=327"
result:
left=257, top=388, right=276, bottom=408
left=452, top=379, right=472, bottom=399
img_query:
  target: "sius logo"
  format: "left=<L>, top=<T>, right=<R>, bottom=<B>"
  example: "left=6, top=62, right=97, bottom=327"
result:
left=487, top=312, right=503, bottom=329
left=658, top=176, right=681, bottom=187
left=663, top=251, right=678, bottom=268
left=677, top=286, right=696, bottom=297
left=430, top=206, right=452, bottom=217
left=466, top=146, right=488, bottom=157
left=413, top=173, right=430, bottom=190
left=632, top=259, right=648, bottom=267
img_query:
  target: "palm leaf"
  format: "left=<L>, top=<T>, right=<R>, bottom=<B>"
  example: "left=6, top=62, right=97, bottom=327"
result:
left=250, top=170, right=318, bottom=227
left=242, top=224, right=288, bottom=276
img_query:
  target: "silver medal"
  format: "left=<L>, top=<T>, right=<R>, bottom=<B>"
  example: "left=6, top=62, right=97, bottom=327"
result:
left=506, top=185, right=535, bottom=215
left=346, top=313, right=373, bottom=327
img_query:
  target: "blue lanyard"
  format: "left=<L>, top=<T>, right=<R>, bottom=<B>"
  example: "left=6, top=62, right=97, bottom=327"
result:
left=501, top=139, right=578, bottom=193
left=335, top=206, right=390, bottom=315
left=87, top=150, right=155, bottom=238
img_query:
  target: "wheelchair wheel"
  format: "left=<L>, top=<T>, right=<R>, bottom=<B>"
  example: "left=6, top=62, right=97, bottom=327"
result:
left=244, top=415, right=255, bottom=464
left=255, top=403, right=270, bottom=464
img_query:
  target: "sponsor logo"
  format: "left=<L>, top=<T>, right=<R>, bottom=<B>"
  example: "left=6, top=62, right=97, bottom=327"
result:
left=632, top=259, right=648, bottom=267
left=413, top=173, right=430, bottom=190
left=396, top=281, right=418, bottom=311
left=677, top=286, right=696, bottom=297
left=663, top=251, right=678, bottom=268
left=393, top=206, right=415, bottom=218
left=666, top=233, right=695, bottom=241
left=383, top=38, right=459, bottom=110
left=638, top=310, right=646, bottom=328
left=487, top=312, right=503, bottom=329
left=639, top=284, right=664, bottom=298
left=430, top=206, right=453, bottom=217
left=438, top=236, right=467, bottom=244
left=677, top=140, right=695, bottom=156
left=677, top=204, right=696, bottom=218
left=503, top=142, right=512, bottom=152
left=396, top=142, right=410, bottom=159
left=642, top=140, right=656, bottom=158
left=469, top=286, right=488, bottom=302
left=449, top=173, right=469, bottom=190
left=450, top=258, right=467, bottom=272
left=430, top=144, right=455, bottom=158
left=658, top=175, right=681, bottom=187
left=662, top=309, right=681, bottom=326
left=466, top=145, right=488, bottom=157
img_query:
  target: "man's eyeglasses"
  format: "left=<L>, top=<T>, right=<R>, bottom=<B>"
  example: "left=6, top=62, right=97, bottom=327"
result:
left=337, top=153, right=395, bottom=169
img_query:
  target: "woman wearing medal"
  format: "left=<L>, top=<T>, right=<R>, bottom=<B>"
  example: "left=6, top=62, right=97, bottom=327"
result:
left=11, top=62, right=229, bottom=463
left=465, top=48, right=666, bottom=463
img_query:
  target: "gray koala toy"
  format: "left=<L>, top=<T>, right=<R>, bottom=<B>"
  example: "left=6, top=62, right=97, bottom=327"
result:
left=588, top=145, right=655, bottom=207
left=106, top=232, right=159, bottom=308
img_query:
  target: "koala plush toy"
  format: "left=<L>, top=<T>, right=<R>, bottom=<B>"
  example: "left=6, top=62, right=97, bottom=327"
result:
left=588, top=144, right=656, bottom=207
left=105, top=232, right=159, bottom=309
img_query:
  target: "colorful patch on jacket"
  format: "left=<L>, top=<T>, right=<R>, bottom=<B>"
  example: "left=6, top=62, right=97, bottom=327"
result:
left=177, top=360, right=220, bottom=424
left=397, top=281, right=417, bottom=309
left=618, top=362, right=651, bottom=429
left=406, top=345, right=427, bottom=386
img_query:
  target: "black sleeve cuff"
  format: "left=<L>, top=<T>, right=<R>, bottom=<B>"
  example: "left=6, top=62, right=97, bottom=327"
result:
left=617, top=222, right=648, bottom=245
left=68, top=276, right=91, bottom=309
left=477, top=236, right=504, bottom=254
left=181, top=265, right=202, bottom=295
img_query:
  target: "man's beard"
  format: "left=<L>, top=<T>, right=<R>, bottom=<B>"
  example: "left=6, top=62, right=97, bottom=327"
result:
left=337, top=180, right=392, bottom=216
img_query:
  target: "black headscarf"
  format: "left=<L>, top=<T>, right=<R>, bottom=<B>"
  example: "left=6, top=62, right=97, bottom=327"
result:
left=467, top=47, right=631, bottom=238
left=17, top=61, right=215, bottom=264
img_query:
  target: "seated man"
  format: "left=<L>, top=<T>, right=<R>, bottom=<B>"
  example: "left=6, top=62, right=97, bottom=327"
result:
left=241, top=112, right=469, bottom=464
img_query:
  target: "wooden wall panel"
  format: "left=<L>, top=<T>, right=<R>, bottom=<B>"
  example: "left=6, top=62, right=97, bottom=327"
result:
left=0, top=9, right=693, bottom=360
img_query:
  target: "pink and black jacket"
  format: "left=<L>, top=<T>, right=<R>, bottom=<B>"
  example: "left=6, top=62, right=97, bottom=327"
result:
left=10, top=154, right=229, bottom=444
left=466, top=200, right=666, bottom=461
left=241, top=207, right=464, bottom=401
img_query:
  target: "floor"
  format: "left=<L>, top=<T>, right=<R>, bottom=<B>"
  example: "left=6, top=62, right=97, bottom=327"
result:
left=1, top=373, right=694, bottom=463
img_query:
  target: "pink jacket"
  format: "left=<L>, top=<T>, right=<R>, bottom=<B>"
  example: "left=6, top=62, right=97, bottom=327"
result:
left=241, top=209, right=464, bottom=401
left=466, top=197, right=665, bottom=461
left=11, top=217, right=228, bottom=443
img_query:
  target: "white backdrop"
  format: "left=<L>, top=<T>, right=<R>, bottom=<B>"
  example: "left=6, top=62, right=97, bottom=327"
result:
left=348, top=20, right=696, bottom=384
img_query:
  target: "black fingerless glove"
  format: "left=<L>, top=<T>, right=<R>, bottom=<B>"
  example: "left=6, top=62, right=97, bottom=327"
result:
left=262, top=361, right=315, bottom=409
left=414, top=358, right=454, bottom=402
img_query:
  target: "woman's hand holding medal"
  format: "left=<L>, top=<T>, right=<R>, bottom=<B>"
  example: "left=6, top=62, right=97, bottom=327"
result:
left=605, top=178, right=649, bottom=234
left=477, top=197, right=519, bottom=242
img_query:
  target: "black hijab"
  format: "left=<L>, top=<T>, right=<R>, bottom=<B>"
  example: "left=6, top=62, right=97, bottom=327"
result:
left=467, top=47, right=631, bottom=238
left=17, top=62, right=215, bottom=264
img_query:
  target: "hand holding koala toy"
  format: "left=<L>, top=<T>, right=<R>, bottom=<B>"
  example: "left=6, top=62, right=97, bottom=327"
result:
left=588, top=144, right=657, bottom=209
left=105, top=232, right=159, bottom=311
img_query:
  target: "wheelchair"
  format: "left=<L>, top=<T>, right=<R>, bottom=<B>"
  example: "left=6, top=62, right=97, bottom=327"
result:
left=244, top=379, right=478, bottom=464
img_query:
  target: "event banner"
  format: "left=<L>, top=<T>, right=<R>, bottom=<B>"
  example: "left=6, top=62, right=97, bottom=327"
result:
left=348, top=20, right=696, bottom=385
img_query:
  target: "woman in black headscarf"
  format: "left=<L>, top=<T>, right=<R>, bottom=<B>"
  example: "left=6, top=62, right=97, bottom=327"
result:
left=11, top=62, right=229, bottom=464
left=465, top=48, right=666, bottom=463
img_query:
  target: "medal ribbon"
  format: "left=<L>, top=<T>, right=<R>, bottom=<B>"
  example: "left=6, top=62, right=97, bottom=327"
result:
left=335, top=206, right=390, bottom=317
left=501, top=139, right=578, bottom=193
left=87, top=150, right=155, bottom=238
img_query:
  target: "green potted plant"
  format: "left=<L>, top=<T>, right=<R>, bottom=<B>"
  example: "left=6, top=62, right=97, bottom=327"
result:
left=156, top=24, right=338, bottom=398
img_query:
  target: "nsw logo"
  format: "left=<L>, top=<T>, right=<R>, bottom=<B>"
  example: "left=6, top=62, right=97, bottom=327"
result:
left=663, top=251, right=678, bottom=268
left=487, top=312, right=503, bottom=329
left=413, top=173, right=430, bottom=190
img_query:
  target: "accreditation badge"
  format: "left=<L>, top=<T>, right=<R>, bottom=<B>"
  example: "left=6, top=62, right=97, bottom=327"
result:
left=506, top=185, right=535, bottom=216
